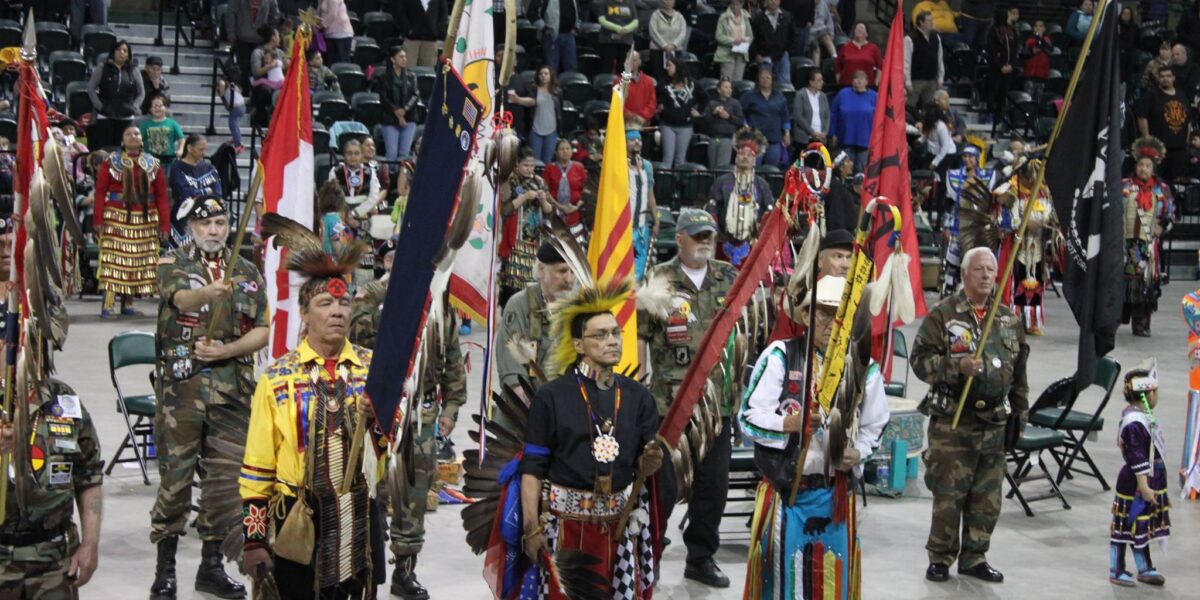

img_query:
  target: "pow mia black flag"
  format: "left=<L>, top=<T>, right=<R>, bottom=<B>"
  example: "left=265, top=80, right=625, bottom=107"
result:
left=1044, top=0, right=1124, bottom=388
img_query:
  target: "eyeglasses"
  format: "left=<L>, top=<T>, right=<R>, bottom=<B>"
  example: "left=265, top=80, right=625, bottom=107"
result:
left=581, top=328, right=623, bottom=341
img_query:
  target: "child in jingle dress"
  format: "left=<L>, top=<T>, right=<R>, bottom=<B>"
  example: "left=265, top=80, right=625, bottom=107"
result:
left=1109, top=359, right=1171, bottom=587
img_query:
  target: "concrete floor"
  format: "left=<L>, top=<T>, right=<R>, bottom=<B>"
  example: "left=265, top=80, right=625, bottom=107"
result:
left=67, top=281, right=1199, bottom=599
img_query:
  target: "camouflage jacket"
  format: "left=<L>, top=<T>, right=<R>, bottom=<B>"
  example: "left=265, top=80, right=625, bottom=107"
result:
left=496, top=283, right=556, bottom=386
left=349, top=281, right=467, bottom=422
left=1, top=379, right=102, bottom=538
left=156, top=243, right=268, bottom=406
left=911, top=290, right=1030, bottom=425
left=638, top=256, right=739, bottom=415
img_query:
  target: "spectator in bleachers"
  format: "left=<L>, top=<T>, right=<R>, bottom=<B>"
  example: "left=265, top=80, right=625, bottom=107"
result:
left=904, top=10, right=944, bottom=108
left=317, top=0, right=354, bottom=65
left=168, top=134, right=222, bottom=246
left=226, top=0, right=280, bottom=89
left=543, top=138, right=588, bottom=241
left=809, top=0, right=838, bottom=63
left=376, top=46, right=420, bottom=163
left=835, top=22, right=882, bottom=87
left=911, top=0, right=958, bottom=39
left=1023, top=20, right=1053, bottom=94
left=362, top=137, right=390, bottom=194
left=649, top=0, right=687, bottom=80
left=512, top=66, right=563, bottom=164
left=498, top=148, right=552, bottom=304
left=792, top=69, right=829, bottom=148
left=751, top=0, right=796, bottom=86
left=1172, top=43, right=1200, bottom=101
left=138, top=95, right=186, bottom=168
left=701, top=77, right=746, bottom=169
left=1066, top=0, right=1094, bottom=44
left=824, top=151, right=859, bottom=232
left=396, top=0, right=449, bottom=68
left=657, top=56, right=706, bottom=167
left=707, top=128, right=772, bottom=266
left=318, top=178, right=357, bottom=256
left=741, top=67, right=791, bottom=167
left=597, top=0, right=639, bottom=75
left=957, top=0, right=993, bottom=50
left=783, top=0, right=814, bottom=62
left=829, top=69, right=876, bottom=171
left=919, top=102, right=956, bottom=227
left=985, top=6, right=1019, bottom=132
left=50, top=117, right=90, bottom=185
left=572, top=118, right=604, bottom=168
left=933, top=89, right=966, bottom=147
left=626, top=130, right=659, bottom=279
left=1137, top=68, right=1193, bottom=181
left=250, top=25, right=287, bottom=87
left=715, top=0, right=753, bottom=82
left=531, top=0, right=580, bottom=74
left=216, top=69, right=247, bottom=152
left=623, top=51, right=657, bottom=130
left=308, top=48, right=340, bottom=93
left=140, top=56, right=170, bottom=116
left=87, top=40, right=144, bottom=150
left=1141, top=40, right=1173, bottom=93
left=1179, top=1, right=1200, bottom=56
left=71, top=0, right=109, bottom=47
left=1118, top=5, right=1139, bottom=84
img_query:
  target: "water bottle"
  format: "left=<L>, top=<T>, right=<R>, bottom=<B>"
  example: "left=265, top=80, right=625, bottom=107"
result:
left=877, top=462, right=890, bottom=487
left=146, top=433, right=157, bottom=459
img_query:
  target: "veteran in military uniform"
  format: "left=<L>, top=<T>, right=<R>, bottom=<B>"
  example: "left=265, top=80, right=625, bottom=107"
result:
left=496, top=242, right=576, bottom=388
left=637, top=208, right=739, bottom=588
left=0, top=379, right=103, bottom=599
left=911, top=247, right=1029, bottom=585
left=150, top=196, right=268, bottom=600
left=348, top=236, right=396, bottom=350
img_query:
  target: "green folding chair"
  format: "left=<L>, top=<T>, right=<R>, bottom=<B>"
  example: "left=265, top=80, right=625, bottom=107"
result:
left=105, top=331, right=158, bottom=485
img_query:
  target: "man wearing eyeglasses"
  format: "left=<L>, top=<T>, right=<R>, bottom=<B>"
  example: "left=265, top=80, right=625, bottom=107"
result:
left=637, top=208, right=739, bottom=588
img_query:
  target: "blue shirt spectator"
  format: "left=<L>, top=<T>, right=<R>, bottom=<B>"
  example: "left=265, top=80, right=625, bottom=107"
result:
left=740, top=70, right=791, bottom=166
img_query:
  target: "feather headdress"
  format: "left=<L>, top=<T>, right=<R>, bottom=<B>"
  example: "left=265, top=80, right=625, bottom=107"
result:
left=734, top=127, right=768, bottom=157
left=261, top=213, right=367, bottom=306
left=1132, top=136, right=1166, bottom=165
left=547, top=279, right=634, bottom=376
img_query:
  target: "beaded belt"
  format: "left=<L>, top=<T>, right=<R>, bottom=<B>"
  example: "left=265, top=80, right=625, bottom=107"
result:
left=546, top=482, right=630, bottom=523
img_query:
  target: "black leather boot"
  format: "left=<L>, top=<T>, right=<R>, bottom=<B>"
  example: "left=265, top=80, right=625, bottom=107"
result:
left=195, top=540, right=247, bottom=599
left=150, top=537, right=178, bottom=600
left=390, top=555, right=430, bottom=600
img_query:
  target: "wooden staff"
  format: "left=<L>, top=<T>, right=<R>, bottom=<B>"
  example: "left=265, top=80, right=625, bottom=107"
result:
left=951, top=0, right=1108, bottom=429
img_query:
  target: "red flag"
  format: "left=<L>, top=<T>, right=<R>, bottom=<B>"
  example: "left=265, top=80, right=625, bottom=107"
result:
left=261, top=32, right=315, bottom=358
left=13, top=61, right=49, bottom=301
left=862, top=4, right=927, bottom=373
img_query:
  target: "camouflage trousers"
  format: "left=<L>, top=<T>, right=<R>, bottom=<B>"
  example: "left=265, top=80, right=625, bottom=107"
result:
left=151, top=390, right=250, bottom=544
left=389, top=406, right=439, bottom=557
left=0, top=524, right=79, bottom=600
left=922, top=413, right=1006, bottom=568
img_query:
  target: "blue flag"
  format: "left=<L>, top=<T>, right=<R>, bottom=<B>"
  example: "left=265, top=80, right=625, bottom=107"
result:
left=365, top=66, right=482, bottom=438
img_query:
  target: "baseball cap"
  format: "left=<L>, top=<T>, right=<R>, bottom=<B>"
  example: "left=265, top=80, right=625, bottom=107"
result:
left=676, top=209, right=717, bottom=236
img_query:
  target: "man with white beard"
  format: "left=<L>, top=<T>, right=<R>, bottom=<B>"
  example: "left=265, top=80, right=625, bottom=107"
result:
left=150, top=195, right=268, bottom=599
left=637, top=208, right=740, bottom=588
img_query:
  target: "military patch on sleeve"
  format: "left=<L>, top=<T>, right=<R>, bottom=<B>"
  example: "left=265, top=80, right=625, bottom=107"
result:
left=48, top=462, right=73, bottom=486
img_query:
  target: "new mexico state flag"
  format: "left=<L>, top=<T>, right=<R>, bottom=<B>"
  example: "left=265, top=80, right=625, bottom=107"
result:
left=587, top=86, right=637, bottom=371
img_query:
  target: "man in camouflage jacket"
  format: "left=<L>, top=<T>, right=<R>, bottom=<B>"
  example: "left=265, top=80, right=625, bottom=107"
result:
left=495, top=242, right=576, bottom=389
left=911, top=247, right=1029, bottom=585
left=0, top=378, right=103, bottom=598
left=637, top=208, right=739, bottom=588
left=150, top=196, right=268, bottom=600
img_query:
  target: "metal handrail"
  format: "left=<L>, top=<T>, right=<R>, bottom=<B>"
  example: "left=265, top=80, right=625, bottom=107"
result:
left=171, top=0, right=199, bottom=75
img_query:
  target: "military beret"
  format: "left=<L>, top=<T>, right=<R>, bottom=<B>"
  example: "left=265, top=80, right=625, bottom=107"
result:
left=176, top=195, right=227, bottom=222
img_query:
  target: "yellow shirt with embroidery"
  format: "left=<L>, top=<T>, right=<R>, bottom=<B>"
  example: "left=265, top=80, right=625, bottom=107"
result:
left=239, top=338, right=379, bottom=501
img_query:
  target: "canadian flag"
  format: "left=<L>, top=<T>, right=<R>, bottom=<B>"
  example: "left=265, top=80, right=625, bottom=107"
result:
left=261, top=33, right=314, bottom=357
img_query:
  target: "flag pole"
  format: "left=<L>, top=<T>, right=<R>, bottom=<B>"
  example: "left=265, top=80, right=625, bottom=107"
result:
left=950, top=0, right=1111, bottom=429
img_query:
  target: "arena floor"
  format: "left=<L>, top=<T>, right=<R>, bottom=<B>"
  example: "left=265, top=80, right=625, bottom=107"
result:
left=73, top=280, right=1198, bottom=599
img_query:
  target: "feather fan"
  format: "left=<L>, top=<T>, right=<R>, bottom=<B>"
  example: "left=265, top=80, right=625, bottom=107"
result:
left=542, top=214, right=594, bottom=289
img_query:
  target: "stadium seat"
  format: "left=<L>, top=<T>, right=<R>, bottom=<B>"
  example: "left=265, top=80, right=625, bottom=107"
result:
left=353, top=36, right=383, bottom=71
left=332, top=62, right=367, bottom=96
left=314, top=90, right=352, bottom=125
left=363, top=11, right=396, bottom=45
left=347, top=11, right=363, bottom=36
left=66, top=81, right=91, bottom=119
left=561, top=102, right=580, bottom=136
left=576, top=53, right=601, bottom=77
left=412, top=66, right=436, bottom=101
left=314, top=153, right=332, bottom=185
left=351, top=91, right=386, bottom=130
left=0, top=19, right=20, bottom=50
left=686, top=134, right=710, bottom=166
left=35, top=22, right=71, bottom=67
left=82, top=24, right=117, bottom=65
left=49, top=51, right=88, bottom=97
left=592, top=73, right=618, bottom=96
left=517, top=19, right=539, bottom=51
left=561, top=71, right=593, bottom=107
left=313, top=121, right=331, bottom=156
